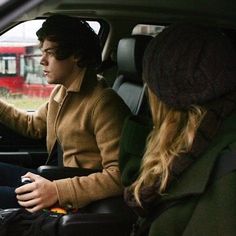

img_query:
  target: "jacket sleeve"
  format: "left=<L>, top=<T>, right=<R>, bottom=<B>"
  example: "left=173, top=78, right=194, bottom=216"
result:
left=0, top=99, right=47, bottom=139
left=54, top=90, right=131, bottom=209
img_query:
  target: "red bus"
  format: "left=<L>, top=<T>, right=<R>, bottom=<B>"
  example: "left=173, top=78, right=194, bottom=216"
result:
left=0, top=46, right=54, bottom=97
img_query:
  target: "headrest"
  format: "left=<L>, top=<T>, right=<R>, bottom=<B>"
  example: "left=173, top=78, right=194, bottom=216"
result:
left=117, top=35, right=153, bottom=83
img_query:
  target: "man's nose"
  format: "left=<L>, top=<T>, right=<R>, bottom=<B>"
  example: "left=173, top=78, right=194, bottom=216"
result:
left=40, top=54, right=48, bottom=66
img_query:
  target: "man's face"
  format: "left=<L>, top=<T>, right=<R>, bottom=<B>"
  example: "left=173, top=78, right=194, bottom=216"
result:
left=40, top=39, right=79, bottom=86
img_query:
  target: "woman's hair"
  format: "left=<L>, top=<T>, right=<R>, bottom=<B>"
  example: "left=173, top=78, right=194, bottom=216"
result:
left=36, top=14, right=101, bottom=68
left=132, top=88, right=206, bottom=205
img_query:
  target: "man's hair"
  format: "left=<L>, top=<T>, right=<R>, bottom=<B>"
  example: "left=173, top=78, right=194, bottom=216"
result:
left=36, top=14, right=101, bottom=68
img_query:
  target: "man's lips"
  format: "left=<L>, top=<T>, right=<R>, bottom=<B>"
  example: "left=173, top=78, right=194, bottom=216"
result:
left=43, top=70, right=49, bottom=76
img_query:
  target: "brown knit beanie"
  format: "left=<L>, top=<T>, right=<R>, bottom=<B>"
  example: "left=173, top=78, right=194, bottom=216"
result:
left=143, top=24, right=236, bottom=109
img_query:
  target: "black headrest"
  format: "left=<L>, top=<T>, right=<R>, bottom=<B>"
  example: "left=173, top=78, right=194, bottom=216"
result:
left=117, top=35, right=153, bottom=82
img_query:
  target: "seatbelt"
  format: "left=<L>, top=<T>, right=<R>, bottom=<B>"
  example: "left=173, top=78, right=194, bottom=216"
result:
left=46, top=141, right=63, bottom=167
left=56, top=142, right=64, bottom=167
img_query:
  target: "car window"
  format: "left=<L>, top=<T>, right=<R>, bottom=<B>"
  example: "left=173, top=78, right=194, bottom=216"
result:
left=0, top=0, right=11, bottom=7
left=0, top=19, right=101, bottom=110
left=132, top=24, right=165, bottom=36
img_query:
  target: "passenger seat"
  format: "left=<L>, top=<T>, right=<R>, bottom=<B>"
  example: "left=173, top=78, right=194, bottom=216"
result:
left=112, top=35, right=153, bottom=115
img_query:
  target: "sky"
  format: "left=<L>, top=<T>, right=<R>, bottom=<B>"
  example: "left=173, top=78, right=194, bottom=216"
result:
left=0, top=20, right=44, bottom=45
left=0, top=0, right=9, bottom=6
left=0, top=20, right=100, bottom=46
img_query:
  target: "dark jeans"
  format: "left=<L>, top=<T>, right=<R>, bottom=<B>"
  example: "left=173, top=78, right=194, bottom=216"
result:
left=0, top=162, right=37, bottom=209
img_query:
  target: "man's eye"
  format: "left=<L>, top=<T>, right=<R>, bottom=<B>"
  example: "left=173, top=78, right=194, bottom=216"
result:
left=47, top=51, right=56, bottom=56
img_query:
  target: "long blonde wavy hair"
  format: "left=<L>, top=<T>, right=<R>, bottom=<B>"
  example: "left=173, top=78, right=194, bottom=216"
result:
left=132, top=88, right=206, bottom=205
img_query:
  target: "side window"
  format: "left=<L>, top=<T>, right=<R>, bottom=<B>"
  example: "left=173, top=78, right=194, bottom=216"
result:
left=0, top=54, right=17, bottom=75
left=0, top=19, right=101, bottom=110
left=132, top=24, right=165, bottom=36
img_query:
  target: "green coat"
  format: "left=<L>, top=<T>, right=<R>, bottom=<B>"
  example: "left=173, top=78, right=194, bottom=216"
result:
left=120, top=113, right=236, bottom=236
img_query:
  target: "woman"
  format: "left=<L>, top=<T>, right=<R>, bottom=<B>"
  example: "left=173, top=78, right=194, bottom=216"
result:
left=120, top=24, right=236, bottom=235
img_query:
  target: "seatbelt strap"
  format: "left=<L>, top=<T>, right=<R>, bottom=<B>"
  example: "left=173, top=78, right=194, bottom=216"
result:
left=56, top=142, right=64, bottom=167
left=46, top=141, right=63, bottom=167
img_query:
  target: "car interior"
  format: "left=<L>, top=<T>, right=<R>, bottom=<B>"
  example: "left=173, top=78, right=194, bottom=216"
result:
left=0, top=0, right=236, bottom=235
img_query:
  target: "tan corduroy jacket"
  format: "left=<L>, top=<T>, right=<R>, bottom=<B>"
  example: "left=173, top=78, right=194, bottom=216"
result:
left=0, top=68, right=131, bottom=209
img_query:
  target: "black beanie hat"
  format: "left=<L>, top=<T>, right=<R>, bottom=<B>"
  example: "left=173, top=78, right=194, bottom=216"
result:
left=143, top=24, right=236, bottom=109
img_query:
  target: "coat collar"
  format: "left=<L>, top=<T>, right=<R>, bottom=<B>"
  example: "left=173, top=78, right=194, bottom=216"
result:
left=162, top=112, right=236, bottom=201
left=66, top=68, right=86, bottom=92
left=53, top=68, right=97, bottom=104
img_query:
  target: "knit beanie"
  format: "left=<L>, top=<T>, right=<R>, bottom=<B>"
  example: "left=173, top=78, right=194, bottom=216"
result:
left=143, top=24, right=236, bottom=109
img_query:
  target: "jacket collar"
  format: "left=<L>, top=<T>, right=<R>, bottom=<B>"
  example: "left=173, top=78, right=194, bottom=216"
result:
left=162, top=112, right=236, bottom=201
left=53, top=68, right=97, bottom=104
left=66, top=68, right=86, bottom=92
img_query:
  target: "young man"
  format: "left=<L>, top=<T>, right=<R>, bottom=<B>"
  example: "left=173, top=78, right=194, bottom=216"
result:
left=0, top=15, right=130, bottom=212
